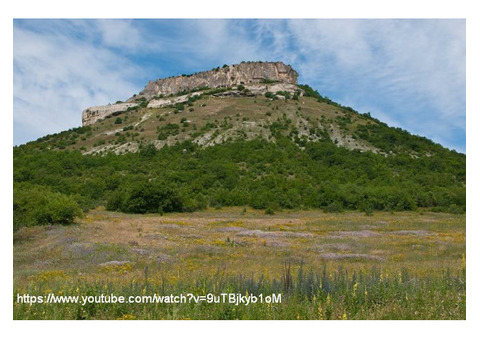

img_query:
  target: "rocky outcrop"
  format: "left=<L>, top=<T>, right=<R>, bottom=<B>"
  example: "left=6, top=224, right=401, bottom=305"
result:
left=147, top=91, right=204, bottom=109
left=82, top=103, right=138, bottom=126
left=242, top=83, right=299, bottom=96
left=131, top=61, right=298, bottom=101
left=82, top=61, right=299, bottom=126
left=146, top=83, right=301, bottom=108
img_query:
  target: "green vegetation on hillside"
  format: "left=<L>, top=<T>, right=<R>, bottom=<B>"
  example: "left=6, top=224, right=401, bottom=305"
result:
left=13, top=131, right=465, bottom=228
left=13, top=83, right=465, bottom=229
left=13, top=71, right=466, bottom=321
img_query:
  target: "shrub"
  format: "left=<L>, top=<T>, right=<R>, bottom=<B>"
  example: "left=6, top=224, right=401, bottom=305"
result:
left=138, top=143, right=157, bottom=158
left=447, top=204, right=465, bottom=214
left=13, top=184, right=83, bottom=230
left=265, top=207, right=275, bottom=215
left=157, top=123, right=180, bottom=140
left=363, top=205, right=374, bottom=216
left=323, top=201, right=343, bottom=213
left=276, top=91, right=291, bottom=99
left=260, top=78, right=277, bottom=84
left=106, top=180, right=184, bottom=214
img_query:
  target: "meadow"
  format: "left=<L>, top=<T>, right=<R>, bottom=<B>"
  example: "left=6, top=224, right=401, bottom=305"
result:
left=13, top=207, right=465, bottom=320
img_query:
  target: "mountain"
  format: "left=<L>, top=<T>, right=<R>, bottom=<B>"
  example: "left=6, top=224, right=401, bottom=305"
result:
left=13, top=61, right=466, bottom=229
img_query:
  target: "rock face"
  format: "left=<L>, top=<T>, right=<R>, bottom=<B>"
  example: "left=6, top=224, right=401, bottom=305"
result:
left=131, top=61, right=298, bottom=101
left=145, top=83, right=300, bottom=109
left=82, top=103, right=138, bottom=126
left=147, top=91, right=204, bottom=109
left=82, top=61, right=298, bottom=126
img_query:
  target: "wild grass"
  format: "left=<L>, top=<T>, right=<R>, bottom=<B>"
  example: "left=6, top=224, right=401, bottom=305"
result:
left=14, top=264, right=465, bottom=320
left=13, top=208, right=465, bottom=320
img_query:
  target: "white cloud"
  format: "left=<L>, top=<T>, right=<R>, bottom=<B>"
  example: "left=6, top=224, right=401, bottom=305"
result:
left=97, top=19, right=143, bottom=50
left=13, top=19, right=465, bottom=151
left=283, top=19, right=465, bottom=150
left=13, top=22, right=141, bottom=145
left=175, top=20, right=266, bottom=67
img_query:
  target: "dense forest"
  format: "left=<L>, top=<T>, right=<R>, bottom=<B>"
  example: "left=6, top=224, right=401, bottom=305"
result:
left=13, top=129, right=465, bottom=230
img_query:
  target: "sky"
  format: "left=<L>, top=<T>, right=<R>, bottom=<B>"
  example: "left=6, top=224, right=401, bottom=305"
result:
left=13, top=19, right=466, bottom=152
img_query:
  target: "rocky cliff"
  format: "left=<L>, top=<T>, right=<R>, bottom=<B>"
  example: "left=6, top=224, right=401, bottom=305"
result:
left=131, top=61, right=298, bottom=101
left=82, top=103, right=138, bottom=127
left=82, top=61, right=298, bottom=126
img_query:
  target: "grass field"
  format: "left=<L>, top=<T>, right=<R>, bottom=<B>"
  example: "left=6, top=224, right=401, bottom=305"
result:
left=13, top=207, right=466, bottom=320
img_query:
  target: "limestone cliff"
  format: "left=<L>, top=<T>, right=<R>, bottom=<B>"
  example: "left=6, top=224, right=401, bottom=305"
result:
left=82, top=103, right=138, bottom=127
left=82, top=61, right=298, bottom=126
left=131, top=61, right=298, bottom=101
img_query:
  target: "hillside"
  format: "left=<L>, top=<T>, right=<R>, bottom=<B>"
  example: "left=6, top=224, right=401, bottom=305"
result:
left=13, top=62, right=466, bottom=229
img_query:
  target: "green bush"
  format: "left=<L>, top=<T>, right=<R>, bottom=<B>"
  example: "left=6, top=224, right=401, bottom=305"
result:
left=260, top=78, right=277, bottom=84
left=106, top=180, right=184, bottom=214
left=13, top=184, right=83, bottom=230
left=13, top=128, right=465, bottom=216
left=265, top=207, right=275, bottom=215
left=276, top=91, right=291, bottom=99
left=323, top=201, right=343, bottom=213
left=157, top=123, right=180, bottom=140
left=447, top=204, right=465, bottom=214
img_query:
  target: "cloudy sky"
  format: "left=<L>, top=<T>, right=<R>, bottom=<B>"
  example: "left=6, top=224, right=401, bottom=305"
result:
left=13, top=19, right=466, bottom=152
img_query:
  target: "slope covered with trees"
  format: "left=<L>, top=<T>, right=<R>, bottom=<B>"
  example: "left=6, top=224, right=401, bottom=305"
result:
left=13, top=136, right=465, bottom=230
left=13, top=83, right=466, bottom=229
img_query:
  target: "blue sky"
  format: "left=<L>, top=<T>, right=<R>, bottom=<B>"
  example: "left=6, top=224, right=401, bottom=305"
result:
left=13, top=19, right=466, bottom=152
